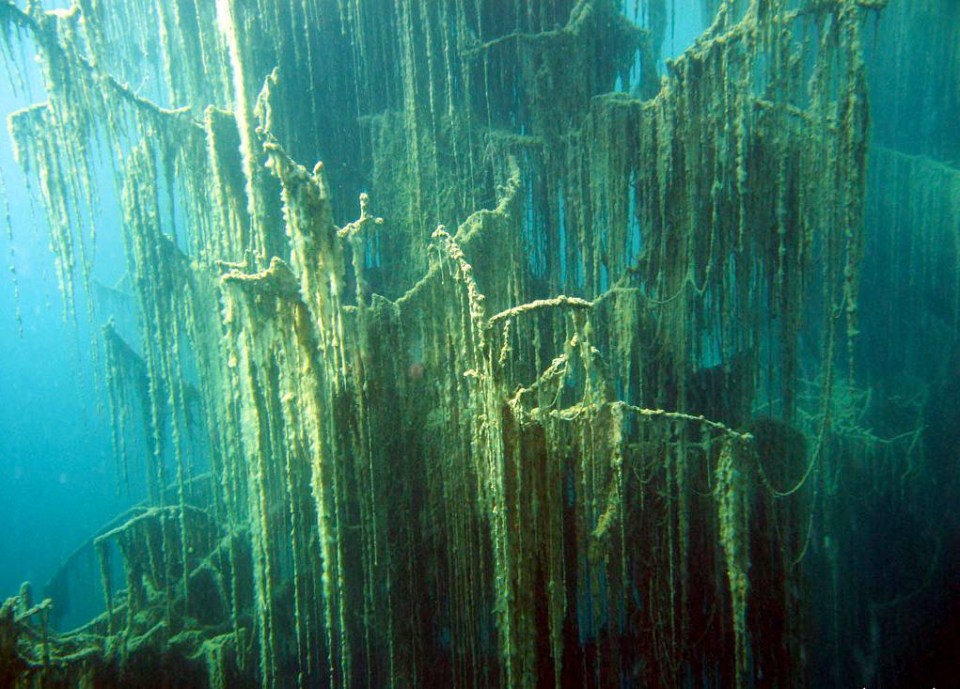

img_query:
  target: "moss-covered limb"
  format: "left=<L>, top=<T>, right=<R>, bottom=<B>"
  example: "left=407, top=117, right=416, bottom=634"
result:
left=431, top=225, right=490, bottom=350
left=219, top=256, right=301, bottom=300
left=219, top=247, right=359, bottom=687
left=92, top=504, right=213, bottom=547
left=393, top=155, right=520, bottom=311
left=837, top=0, right=870, bottom=378
left=715, top=438, right=752, bottom=689
left=2, top=589, right=56, bottom=678
left=528, top=398, right=753, bottom=445
left=257, top=120, right=348, bottom=358
left=790, top=0, right=887, bottom=16
left=616, top=402, right=754, bottom=442
left=463, top=0, right=647, bottom=57
left=488, top=295, right=592, bottom=325
left=588, top=402, right=624, bottom=549
left=337, top=192, right=383, bottom=240
left=217, top=0, right=289, bottom=266
left=202, top=107, right=249, bottom=262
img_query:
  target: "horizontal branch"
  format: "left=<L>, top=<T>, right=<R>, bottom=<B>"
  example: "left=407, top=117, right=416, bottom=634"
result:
left=220, top=256, right=301, bottom=299
left=488, top=295, right=592, bottom=325
left=613, top=401, right=753, bottom=442
left=463, top=0, right=647, bottom=57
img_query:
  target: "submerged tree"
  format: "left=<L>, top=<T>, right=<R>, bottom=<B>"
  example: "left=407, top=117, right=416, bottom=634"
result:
left=0, top=0, right=905, bottom=687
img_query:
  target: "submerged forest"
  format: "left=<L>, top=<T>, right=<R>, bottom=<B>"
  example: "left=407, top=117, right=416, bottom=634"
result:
left=0, top=0, right=958, bottom=686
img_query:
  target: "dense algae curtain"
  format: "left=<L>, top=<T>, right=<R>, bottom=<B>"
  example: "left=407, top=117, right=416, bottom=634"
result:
left=1, top=0, right=941, bottom=687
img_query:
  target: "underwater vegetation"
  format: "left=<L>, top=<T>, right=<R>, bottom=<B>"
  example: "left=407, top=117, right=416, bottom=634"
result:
left=0, top=0, right=957, bottom=687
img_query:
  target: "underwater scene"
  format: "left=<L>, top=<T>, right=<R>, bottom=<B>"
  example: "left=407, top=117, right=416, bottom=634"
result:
left=0, top=0, right=956, bottom=686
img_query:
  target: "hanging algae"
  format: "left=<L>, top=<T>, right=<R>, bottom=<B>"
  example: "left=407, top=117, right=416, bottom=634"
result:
left=0, top=0, right=884, bottom=687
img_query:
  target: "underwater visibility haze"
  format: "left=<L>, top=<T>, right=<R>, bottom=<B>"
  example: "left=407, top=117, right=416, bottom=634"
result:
left=0, top=0, right=958, bottom=687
